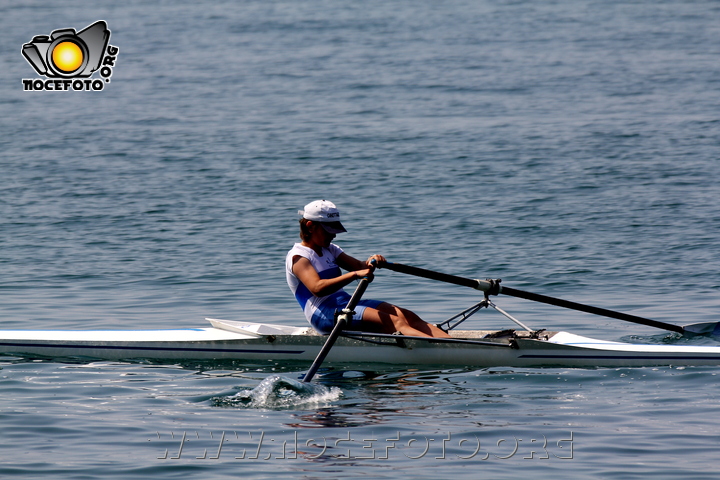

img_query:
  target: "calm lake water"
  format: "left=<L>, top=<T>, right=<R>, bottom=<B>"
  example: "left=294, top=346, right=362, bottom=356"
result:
left=1, top=0, right=719, bottom=478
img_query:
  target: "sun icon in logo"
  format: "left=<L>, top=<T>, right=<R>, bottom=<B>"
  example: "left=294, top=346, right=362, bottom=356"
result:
left=51, top=41, right=85, bottom=73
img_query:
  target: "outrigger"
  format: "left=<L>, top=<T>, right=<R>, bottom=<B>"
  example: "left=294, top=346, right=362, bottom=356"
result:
left=1, top=263, right=718, bottom=370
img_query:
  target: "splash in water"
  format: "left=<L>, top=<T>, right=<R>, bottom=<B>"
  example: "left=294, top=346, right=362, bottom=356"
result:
left=212, top=375, right=342, bottom=409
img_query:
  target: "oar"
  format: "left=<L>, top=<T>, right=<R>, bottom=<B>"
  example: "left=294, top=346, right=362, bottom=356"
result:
left=302, top=263, right=375, bottom=383
left=381, top=261, right=718, bottom=336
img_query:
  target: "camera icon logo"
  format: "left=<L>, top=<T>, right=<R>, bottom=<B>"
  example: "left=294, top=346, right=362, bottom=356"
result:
left=22, top=21, right=119, bottom=92
left=22, top=20, right=110, bottom=78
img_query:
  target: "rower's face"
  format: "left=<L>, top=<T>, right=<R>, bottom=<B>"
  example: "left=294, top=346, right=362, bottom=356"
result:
left=309, top=222, right=335, bottom=246
left=318, top=225, right=335, bottom=246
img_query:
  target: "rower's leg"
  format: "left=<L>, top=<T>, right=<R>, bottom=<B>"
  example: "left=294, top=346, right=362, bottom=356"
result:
left=361, top=307, right=430, bottom=336
left=391, top=305, right=452, bottom=338
left=361, top=303, right=451, bottom=338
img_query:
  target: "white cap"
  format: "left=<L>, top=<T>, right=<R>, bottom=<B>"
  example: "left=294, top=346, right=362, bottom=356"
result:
left=298, top=200, right=347, bottom=234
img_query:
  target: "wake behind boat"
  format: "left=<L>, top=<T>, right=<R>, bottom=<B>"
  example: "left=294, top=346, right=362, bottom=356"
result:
left=1, top=317, right=720, bottom=368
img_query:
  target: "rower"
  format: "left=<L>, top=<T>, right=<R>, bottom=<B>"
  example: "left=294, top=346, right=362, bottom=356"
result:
left=286, top=200, right=450, bottom=338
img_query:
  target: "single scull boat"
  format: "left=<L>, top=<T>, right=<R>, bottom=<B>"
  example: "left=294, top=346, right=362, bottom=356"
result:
left=1, top=317, right=719, bottom=368
left=2, top=263, right=718, bottom=369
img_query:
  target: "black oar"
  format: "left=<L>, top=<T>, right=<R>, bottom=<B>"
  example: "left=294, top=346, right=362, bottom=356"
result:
left=302, top=265, right=375, bottom=383
left=381, top=261, right=718, bottom=336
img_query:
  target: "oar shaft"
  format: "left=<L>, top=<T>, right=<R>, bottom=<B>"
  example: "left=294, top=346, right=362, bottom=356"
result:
left=382, top=261, right=686, bottom=335
left=302, top=274, right=372, bottom=383
left=500, top=286, right=685, bottom=334
left=381, top=262, right=486, bottom=290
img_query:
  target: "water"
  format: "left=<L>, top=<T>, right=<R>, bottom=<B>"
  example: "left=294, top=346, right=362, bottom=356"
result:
left=1, top=0, right=720, bottom=477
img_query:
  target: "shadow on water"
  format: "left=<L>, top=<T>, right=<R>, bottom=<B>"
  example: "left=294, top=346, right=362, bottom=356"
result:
left=620, top=331, right=720, bottom=346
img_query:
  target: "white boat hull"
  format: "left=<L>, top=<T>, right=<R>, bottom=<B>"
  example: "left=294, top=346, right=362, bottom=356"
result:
left=1, top=319, right=719, bottom=368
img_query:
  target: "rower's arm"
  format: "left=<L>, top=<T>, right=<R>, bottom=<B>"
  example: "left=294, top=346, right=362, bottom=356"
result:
left=337, top=253, right=385, bottom=271
left=292, top=255, right=369, bottom=297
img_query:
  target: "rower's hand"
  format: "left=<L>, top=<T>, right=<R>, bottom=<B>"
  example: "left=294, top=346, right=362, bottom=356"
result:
left=355, top=268, right=375, bottom=282
left=366, top=255, right=386, bottom=267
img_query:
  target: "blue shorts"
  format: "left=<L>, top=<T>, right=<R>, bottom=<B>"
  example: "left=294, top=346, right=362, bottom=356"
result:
left=310, top=291, right=384, bottom=335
